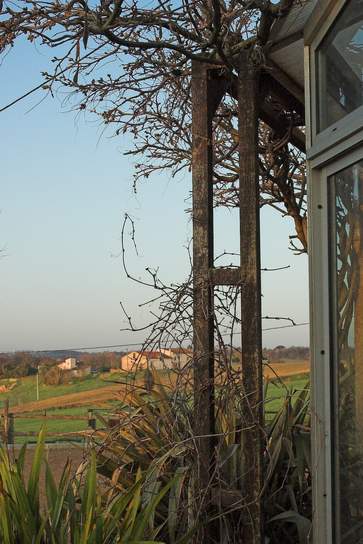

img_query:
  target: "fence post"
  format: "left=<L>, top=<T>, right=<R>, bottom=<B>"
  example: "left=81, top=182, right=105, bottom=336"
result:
left=88, top=409, right=96, bottom=430
left=3, top=400, right=14, bottom=446
left=8, top=412, right=14, bottom=445
left=144, top=367, right=154, bottom=393
left=107, top=417, right=120, bottom=428
left=2, top=399, right=9, bottom=445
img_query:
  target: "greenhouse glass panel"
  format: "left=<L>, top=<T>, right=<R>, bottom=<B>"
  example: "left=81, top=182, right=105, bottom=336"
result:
left=330, top=159, right=363, bottom=543
left=317, top=0, right=363, bottom=131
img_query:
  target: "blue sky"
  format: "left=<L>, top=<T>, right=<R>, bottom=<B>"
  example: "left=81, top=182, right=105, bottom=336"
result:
left=0, top=40, right=309, bottom=351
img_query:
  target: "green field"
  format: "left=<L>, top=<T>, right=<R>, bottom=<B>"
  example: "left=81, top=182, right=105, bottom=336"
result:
left=264, top=373, right=310, bottom=416
left=0, top=371, right=309, bottom=443
left=0, top=374, right=120, bottom=442
left=0, top=374, right=115, bottom=408
left=12, top=406, right=121, bottom=443
left=14, top=407, right=91, bottom=440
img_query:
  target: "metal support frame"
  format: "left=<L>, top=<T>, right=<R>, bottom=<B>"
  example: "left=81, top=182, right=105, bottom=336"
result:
left=191, top=53, right=295, bottom=543
left=239, top=52, right=263, bottom=543
left=192, top=61, right=218, bottom=494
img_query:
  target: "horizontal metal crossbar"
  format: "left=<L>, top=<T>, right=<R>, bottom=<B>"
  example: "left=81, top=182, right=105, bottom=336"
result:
left=209, top=267, right=242, bottom=286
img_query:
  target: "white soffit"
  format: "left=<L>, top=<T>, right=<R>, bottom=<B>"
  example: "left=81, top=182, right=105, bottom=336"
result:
left=267, top=0, right=318, bottom=90
left=269, top=38, right=305, bottom=88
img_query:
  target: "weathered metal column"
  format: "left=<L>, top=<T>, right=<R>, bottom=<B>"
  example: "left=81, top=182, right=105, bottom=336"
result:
left=191, top=61, right=216, bottom=493
left=192, top=57, right=263, bottom=542
left=239, top=51, right=264, bottom=543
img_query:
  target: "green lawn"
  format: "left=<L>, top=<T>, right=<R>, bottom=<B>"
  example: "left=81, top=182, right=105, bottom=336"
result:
left=0, top=374, right=116, bottom=408
left=0, top=372, right=309, bottom=443
left=9, top=405, right=122, bottom=443
left=264, top=373, right=310, bottom=417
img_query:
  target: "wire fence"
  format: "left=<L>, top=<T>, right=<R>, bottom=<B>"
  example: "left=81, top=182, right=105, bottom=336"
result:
left=0, top=400, right=119, bottom=445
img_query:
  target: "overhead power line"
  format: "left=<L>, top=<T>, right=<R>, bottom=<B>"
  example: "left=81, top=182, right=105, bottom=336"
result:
left=34, top=341, right=146, bottom=353
left=6, top=322, right=310, bottom=353
left=262, top=322, right=309, bottom=332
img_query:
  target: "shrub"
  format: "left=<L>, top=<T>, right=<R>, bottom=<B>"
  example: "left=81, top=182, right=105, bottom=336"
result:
left=0, top=429, right=186, bottom=544
left=92, top=379, right=312, bottom=543
left=42, top=367, right=73, bottom=386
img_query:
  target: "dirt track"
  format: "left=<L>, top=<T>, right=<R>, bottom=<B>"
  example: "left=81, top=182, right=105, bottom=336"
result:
left=12, top=445, right=86, bottom=506
left=11, top=383, right=126, bottom=414
left=11, top=361, right=309, bottom=414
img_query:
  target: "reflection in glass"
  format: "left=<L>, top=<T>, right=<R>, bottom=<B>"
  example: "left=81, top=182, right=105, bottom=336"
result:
left=331, top=160, right=363, bottom=543
left=318, top=0, right=363, bottom=131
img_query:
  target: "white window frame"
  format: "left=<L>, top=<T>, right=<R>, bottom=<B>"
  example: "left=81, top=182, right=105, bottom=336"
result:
left=305, top=0, right=363, bottom=166
left=308, top=159, right=333, bottom=544
left=305, top=1, right=363, bottom=542
left=309, top=141, right=363, bottom=544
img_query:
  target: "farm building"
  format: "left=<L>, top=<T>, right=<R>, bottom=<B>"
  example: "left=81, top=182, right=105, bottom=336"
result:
left=119, top=348, right=192, bottom=372
left=120, top=350, right=173, bottom=371
left=160, top=348, right=193, bottom=369
left=58, top=357, right=77, bottom=371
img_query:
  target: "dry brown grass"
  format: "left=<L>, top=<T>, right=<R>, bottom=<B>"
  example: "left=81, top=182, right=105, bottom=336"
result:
left=264, top=359, right=310, bottom=380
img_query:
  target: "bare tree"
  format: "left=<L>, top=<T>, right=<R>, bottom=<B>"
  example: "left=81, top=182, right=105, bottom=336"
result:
left=0, top=0, right=307, bottom=252
left=93, top=212, right=311, bottom=543
left=0, top=4, right=310, bottom=541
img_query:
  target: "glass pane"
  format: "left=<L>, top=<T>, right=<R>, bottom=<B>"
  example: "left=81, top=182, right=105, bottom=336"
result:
left=330, top=159, right=363, bottom=543
left=318, top=0, right=363, bottom=131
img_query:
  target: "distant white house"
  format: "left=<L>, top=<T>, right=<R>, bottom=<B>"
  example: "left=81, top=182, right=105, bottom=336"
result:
left=160, top=348, right=192, bottom=369
left=120, top=351, right=173, bottom=372
left=119, top=347, right=192, bottom=372
left=58, top=357, right=77, bottom=371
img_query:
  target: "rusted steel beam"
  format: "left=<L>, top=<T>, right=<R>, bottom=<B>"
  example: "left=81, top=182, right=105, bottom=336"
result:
left=261, top=72, right=304, bottom=120
left=260, top=100, right=306, bottom=152
left=239, top=51, right=264, bottom=544
left=229, top=74, right=306, bottom=152
left=210, top=267, right=242, bottom=286
left=265, top=60, right=305, bottom=107
left=191, top=61, right=226, bottom=500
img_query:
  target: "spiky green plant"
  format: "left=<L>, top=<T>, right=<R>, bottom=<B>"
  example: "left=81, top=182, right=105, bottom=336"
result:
left=0, top=428, right=187, bottom=544
left=93, top=378, right=312, bottom=543
left=264, top=381, right=311, bottom=544
left=94, top=384, right=195, bottom=543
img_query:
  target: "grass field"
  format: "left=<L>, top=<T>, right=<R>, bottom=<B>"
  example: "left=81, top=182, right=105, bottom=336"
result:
left=12, top=406, right=120, bottom=441
left=0, top=374, right=123, bottom=442
left=264, top=373, right=310, bottom=416
left=0, top=374, right=116, bottom=408
left=0, top=363, right=310, bottom=442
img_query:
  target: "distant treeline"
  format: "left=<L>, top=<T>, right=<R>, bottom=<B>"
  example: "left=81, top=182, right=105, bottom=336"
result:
left=263, top=346, right=310, bottom=361
left=0, top=351, right=124, bottom=379
left=0, top=353, right=39, bottom=378
left=0, top=347, right=309, bottom=379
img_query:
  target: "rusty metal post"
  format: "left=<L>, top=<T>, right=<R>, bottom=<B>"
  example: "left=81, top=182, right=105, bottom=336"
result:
left=239, top=51, right=264, bottom=543
left=192, top=61, right=216, bottom=494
